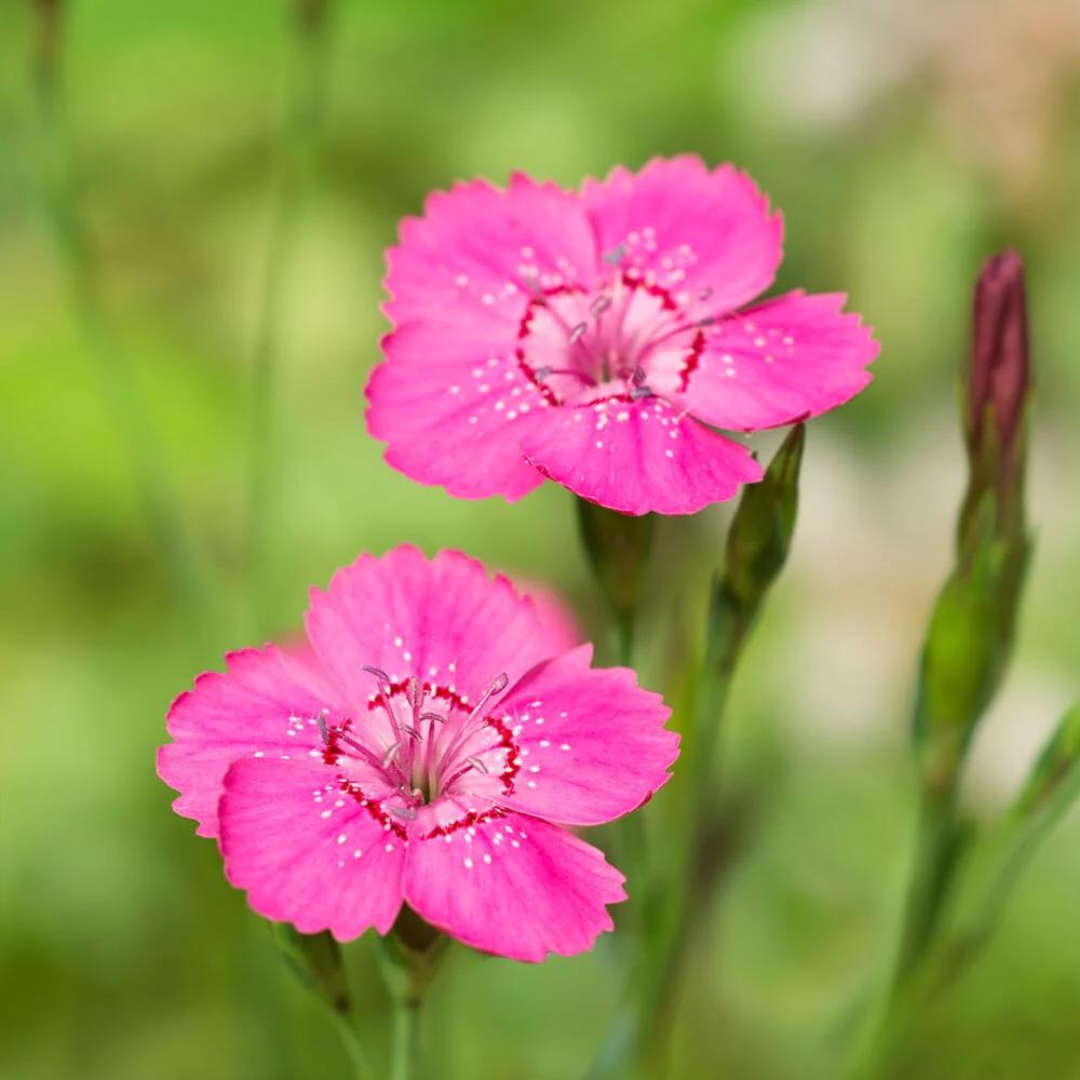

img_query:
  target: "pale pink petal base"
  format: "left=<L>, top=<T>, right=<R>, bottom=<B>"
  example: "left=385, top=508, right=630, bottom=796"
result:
left=403, top=811, right=626, bottom=962
left=522, top=397, right=764, bottom=516
left=220, top=758, right=406, bottom=939
left=496, top=645, right=677, bottom=825
left=680, top=291, right=879, bottom=431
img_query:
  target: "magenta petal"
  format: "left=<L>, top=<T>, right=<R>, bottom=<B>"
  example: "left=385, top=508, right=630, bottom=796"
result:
left=583, top=156, right=783, bottom=315
left=219, top=757, right=405, bottom=939
left=495, top=646, right=677, bottom=826
left=384, top=174, right=598, bottom=327
left=158, top=645, right=347, bottom=838
left=305, top=547, right=568, bottom=711
left=366, top=321, right=547, bottom=502
left=521, top=397, right=764, bottom=515
left=681, top=291, right=879, bottom=431
left=404, top=812, right=625, bottom=962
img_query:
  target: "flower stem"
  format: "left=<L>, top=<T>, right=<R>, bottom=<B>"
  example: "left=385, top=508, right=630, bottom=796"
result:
left=390, top=996, right=421, bottom=1080
left=248, top=0, right=334, bottom=630
left=330, top=1008, right=376, bottom=1080
left=377, top=909, right=447, bottom=1080
left=575, top=499, right=655, bottom=666
left=30, top=0, right=203, bottom=628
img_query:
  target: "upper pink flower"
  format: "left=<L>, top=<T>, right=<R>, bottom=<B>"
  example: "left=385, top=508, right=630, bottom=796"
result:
left=158, top=547, right=677, bottom=962
left=367, top=155, right=879, bottom=515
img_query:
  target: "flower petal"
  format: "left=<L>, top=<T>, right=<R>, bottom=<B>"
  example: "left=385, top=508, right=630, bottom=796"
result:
left=521, top=396, right=764, bottom=515
left=679, top=291, right=879, bottom=431
left=306, top=546, right=569, bottom=714
left=583, top=156, right=783, bottom=315
left=219, top=757, right=406, bottom=939
left=494, top=645, right=677, bottom=826
left=158, top=645, right=348, bottom=838
left=404, top=811, right=625, bottom=962
left=366, top=320, right=548, bottom=501
left=384, top=174, right=598, bottom=328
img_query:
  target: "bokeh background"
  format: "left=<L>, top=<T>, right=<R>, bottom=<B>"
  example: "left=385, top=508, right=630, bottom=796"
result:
left=3, top=1, right=1079, bottom=1077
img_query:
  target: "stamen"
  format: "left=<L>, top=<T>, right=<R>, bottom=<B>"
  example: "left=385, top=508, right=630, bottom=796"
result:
left=631, top=365, right=647, bottom=386
left=419, top=712, right=446, bottom=725
left=435, top=672, right=511, bottom=778
left=362, top=665, right=405, bottom=745
left=603, top=244, right=626, bottom=265
left=466, top=755, right=489, bottom=774
left=389, top=805, right=418, bottom=821
left=381, top=741, right=403, bottom=770
left=568, top=322, right=588, bottom=345
left=317, top=716, right=329, bottom=744
left=590, top=295, right=612, bottom=318
left=630, top=385, right=653, bottom=400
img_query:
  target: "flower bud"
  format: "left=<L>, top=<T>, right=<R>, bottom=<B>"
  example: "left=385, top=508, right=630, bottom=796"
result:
left=966, top=249, right=1030, bottom=513
left=914, top=253, right=1033, bottom=793
left=719, top=423, right=805, bottom=620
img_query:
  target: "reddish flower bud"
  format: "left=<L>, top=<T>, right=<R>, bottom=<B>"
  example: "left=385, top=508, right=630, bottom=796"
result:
left=967, top=249, right=1031, bottom=500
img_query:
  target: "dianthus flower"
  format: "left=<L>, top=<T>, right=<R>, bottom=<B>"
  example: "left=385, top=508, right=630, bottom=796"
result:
left=158, top=547, right=677, bottom=962
left=367, top=155, right=878, bottom=515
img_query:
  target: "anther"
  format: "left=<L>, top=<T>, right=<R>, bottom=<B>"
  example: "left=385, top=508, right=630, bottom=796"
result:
left=631, top=366, right=647, bottom=386
left=466, top=756, right=490, bottom=775
left=381, top=741, right=403, bottom=769
left=569, top=322, right=588, bottom=345
left=317, top=716, right=330, bottom=744
left=407, top=676, right=423, bottom=709
left=603, top=244, right=626, bottom=265
left=419, top=712, right=446, bottom=725
left=630, top=385, right=653, bottom=400
left=389, top=805, right=418, bottom=821
left=362, top=665, right=391, bottom=683
left=590, top=295, right=612, bottom=318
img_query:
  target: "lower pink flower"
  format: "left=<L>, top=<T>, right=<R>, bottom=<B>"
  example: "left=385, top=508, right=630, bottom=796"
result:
left=158, top=546, right=677, bottom=962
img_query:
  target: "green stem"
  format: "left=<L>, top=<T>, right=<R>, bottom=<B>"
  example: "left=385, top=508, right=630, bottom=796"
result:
left=31, top=5, right=202, bottom=626
left=391, top=996, right=421, bottom=1080
left=329, top=1008, right=376, bottom=1080
left=248, top=1, right=334, bottom=629
left=890, top=788, right=966, bottom=989
left=844, top=783, right=968, bottom=1079
left=632, top=610, right=745, bottom=1074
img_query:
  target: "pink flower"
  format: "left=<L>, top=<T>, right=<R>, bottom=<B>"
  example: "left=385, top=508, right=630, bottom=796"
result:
left=367, top=155, right=879, bottom=515
left=158, top=547, right=677, bottom=962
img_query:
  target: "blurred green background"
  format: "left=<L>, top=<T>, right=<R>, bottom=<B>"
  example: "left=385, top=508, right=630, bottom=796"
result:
left=3, top=1, right=1079, bottom=1077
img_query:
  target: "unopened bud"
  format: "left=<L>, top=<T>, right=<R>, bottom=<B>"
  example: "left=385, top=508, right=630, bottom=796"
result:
left=721, top=424, right=805, bottom=617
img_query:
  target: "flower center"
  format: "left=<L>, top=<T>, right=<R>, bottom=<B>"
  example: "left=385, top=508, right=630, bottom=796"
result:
left=317, top=668, right=522, bottom=839
left=516, top=269, right=713, bottom=406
